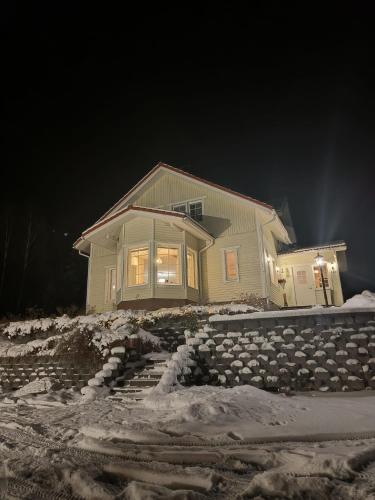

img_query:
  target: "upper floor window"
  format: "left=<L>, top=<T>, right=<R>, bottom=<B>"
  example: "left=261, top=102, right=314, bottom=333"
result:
left=172, top=203, right=187, bottom=214
left=189, top=201, right=203, bottom=221
left=223, top=247, right=239, bottom=282
left=128, top=247, right=149, bottom=286
left=156, top=246, right=181, bottom=285
left=172, top=200, right=203, bottom=221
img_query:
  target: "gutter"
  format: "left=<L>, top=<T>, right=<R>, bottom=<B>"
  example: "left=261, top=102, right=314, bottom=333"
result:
left=79, top=250, right=90, bottom=259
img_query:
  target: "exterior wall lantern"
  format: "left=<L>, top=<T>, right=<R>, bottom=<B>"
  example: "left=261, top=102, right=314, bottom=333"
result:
left=314, top=253, right=329, bottom=307
left=278, top=278, right=288, bottom=307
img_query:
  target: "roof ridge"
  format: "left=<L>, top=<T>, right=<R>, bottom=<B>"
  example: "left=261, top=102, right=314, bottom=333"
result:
left=96, top=161, right=274, bottom=223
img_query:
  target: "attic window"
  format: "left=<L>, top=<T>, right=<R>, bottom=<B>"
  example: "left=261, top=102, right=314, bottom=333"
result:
left=172, top=203, right=187, bottom=214
left=172, top=200, right=203, bottom=221
left=189, top=201, right=203, bottom=221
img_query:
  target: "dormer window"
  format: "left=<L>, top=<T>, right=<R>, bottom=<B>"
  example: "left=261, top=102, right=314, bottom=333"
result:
left=189, top=201, right=203, bottom=221
left=172, top=200, right=203, bottom=221
left=172, top=203, right=187, bottom=214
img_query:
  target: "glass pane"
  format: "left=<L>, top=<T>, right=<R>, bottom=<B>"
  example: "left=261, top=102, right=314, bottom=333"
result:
left=225, top=250, right=238, bottom=281
left=313, top=265, right=329, bottom=288
left=110, top=268, right=116, bottom=300
left=128, top=248, right=148, bottom=286
left=157, top=247, right=180, bottom=284
left=297, top=270, right=307, bottom=285
left=172, top=204, right=187, bottom=214
left=189, top=202, right=203, bottom=221
left=187, top=249, right=197, bottom=288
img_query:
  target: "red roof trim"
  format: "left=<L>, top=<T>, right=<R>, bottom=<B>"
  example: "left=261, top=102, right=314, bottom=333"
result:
left=78, top=205, right=211, bottom=242
left=97, top=161, right=273, bottom=223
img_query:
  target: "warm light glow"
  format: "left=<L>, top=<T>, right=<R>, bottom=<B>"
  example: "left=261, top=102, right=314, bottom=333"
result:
left=314, top=253, right=324, bottom=267
left=155, top=257, right=162, bottom=264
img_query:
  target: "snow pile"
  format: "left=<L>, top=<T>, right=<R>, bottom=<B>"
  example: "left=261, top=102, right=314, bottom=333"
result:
left=147, top=345, right=194, bottom=396
left=13, top=377, right=55, bottom=397
left=145, top=384, right=300, bottom=427
left=342, top=290, right=375, bottom=309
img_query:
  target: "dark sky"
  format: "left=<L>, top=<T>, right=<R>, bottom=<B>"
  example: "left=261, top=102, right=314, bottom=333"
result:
left=1, top=4, right=374, bottom=312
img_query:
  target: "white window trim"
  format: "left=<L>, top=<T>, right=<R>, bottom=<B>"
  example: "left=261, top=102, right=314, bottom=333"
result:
left=187, top=247, right=198, bottom=289
left=104, top=265, right=117, bottom=304
left=125, top=242, right=151, bottom=288
left=155, top=242, right=183, bottom=287
left=170, top=198, right=205, bottom=220
left=222, top=246, right=240, bottom=283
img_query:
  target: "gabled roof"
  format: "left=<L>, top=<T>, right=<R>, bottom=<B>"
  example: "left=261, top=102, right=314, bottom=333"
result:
left=97, top=161, right=274, bottom=223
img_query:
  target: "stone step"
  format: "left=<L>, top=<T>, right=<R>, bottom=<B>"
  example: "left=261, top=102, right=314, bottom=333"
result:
left=124, top=378, right=160, bottom=387
left=112, top=387, right=143, bottom=393
left=135, top=372, right=164, bottom=379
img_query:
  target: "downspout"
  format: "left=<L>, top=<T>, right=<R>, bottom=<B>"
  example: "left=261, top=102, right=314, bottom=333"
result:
left=198, top=239, right=214, bottom=304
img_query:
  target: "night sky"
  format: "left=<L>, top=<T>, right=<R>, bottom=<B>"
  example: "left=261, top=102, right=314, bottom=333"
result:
left=1, top=4, right=374, bottom=315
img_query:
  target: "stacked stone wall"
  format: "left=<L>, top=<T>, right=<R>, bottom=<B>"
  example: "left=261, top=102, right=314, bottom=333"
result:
left=187, top=310, right=375, bottom=392
left=0, top=354, right=101, bottom=391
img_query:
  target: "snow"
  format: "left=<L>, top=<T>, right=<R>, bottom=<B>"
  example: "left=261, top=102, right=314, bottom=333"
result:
left=0, top=303, right=260, bottom=341
left=342, top=290, right=375, bottom=309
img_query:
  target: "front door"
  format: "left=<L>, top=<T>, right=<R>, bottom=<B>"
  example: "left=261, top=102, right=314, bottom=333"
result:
left=293, top=265, right=316, bottom=306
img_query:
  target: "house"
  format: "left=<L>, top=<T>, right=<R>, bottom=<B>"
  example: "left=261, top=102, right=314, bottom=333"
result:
left=73, top=162, right=347, bottom=312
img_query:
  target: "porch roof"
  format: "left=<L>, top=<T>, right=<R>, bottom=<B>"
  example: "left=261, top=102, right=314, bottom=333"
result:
left=278, top=240, right=347, bottom=256
left=73, top=205, right=213, bottom=254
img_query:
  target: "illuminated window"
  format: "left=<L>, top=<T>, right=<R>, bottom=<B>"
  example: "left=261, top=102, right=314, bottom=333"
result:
left=105, top=267, right=116, bottom=303
left=156, top=247, right=180, bottom=285
left=189, top=201, right=203, bottom=221
left=127, top=248, right=149, bottom=286
left=187, top=248, right=197, bottom=288
left=224, top=248, right=239, bottom=282
left=314, top=265, right=329, bottom=288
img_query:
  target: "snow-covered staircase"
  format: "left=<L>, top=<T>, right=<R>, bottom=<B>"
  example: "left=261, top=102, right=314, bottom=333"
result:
left=108, top=354, right=170, bottom=403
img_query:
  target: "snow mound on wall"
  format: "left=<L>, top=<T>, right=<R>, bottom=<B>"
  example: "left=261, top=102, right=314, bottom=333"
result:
left=144, top=385, right=301, bottom=427
left=1, top=303, right=260, bottom=340
left=342, top=290, right=375, bottom=309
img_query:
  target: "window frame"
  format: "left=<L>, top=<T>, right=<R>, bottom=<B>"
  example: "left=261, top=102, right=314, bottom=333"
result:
left=313, top=264, right=330, bottom=289
left=188, top=200, right=203, bottom=221
left=104, top=266, right=117, bottom=304
left=222, top=246, right=240, bottom=283
left=126, top=245, right=150, bottom=288
left=171, top=202, right=188, bottom=214
left=171, top=198, right=204, bottom=221
left=186, top=247, right=198, bottom=289
left=155, top=243, right=182, bottom=286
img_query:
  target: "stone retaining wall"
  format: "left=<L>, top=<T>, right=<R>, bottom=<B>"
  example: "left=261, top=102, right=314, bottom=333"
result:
left=0, top=354, right=101, bottom=391
left=187, top=309, right=375, bottom=392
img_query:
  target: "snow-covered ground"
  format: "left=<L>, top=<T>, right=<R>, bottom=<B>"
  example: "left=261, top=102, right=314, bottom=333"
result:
left=1, top=293, right=375, bottom=498
left=2, top=379, right=375, bottom=498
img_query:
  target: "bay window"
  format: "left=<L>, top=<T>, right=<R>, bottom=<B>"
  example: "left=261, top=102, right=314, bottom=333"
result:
left=128, top=247, right=149, bottom=286
left=187, top=248, right=197, bottom=288
left=105, top=267, right=116, bottom=303
left=156, top=246, right=181, bottom=284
